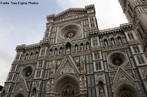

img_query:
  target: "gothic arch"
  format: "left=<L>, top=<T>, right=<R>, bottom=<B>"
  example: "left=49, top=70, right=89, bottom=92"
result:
left=54, top=74, right=79, bottom=96
left=15, top=93, right=25, bottom=97
left=115, top=84, right=140, bottom=97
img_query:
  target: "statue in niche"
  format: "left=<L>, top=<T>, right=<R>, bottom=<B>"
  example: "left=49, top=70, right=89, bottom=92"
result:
left=47, top=80, right=53, bottom=92
left=118, top=37, right=122, bottom=44
left=80, top=44, right=84, bottom=51
left=80, top=57, right=85, bottom=72
left=99, top=89, right=106, bottom=97
left=86, top=43, right=89, bottom=49
left=98, top=81, right=105, bottom=97
left=51, top=60, right=56, bottom=75
left=75, top=45, right=78, bottom=52
left=104, top=39, right=108, bottom=46
left=66, top=47, right=70, bottom=53
left=59, top=47, right=63, bottom=54
left=66, top=42, right=71, bottom=53
left=111, top=38, right=115, bottom=45
left=54, top=49, right=58, bottom=55
left=142, top=69, right=147, bottom=79
left=81, top=75, right=86, bottom=88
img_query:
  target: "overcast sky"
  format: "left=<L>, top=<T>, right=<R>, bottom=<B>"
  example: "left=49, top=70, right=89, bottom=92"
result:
left=0, top=0, right=128, bottom=86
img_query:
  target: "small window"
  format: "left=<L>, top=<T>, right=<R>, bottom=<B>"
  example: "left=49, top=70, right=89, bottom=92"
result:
left=7, top=73, right=14, bottom=81
left=94, top=52, right=100, bottom=60
left=128, top=33, right=134, bottom=40
left=83, top=19, right=88, bottom=26
left=45, top=33, right=49, bottom=38
left=11, top=65, right=17, bottom=71
left=90, top=23, right=95, bottom=28
left=95, top=62, right=102, bottom=70
left=35, top=69, right=42, bottom=78
left=41, top=48, right=45, bottom=55
left=37, top=61, right=43, bottom=68
left=137, top=55, right=145, bottom=64
left=93, top=37, right=98, bottom=46
left=133, top=45, right=140, bottom=53
left=84, top=31, right=88, bottom=38
left=90, top=17, right=94, bottom=22
left=16, top=53, right=20, bottom=60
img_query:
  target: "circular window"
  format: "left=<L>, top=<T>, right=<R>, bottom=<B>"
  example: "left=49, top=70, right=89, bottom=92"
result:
left=65, top=30, right=77, bottom=38
left=21, top=66, right=33, bottom=78
left=58, top=24, right=81, bottom=42
left=112, top=56, right=123, bottom=66
left=108, top=51, right=128, bottom=67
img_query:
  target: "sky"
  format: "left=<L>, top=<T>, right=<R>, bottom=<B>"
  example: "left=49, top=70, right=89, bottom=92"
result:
left=0, top=0, right=128, bottom=86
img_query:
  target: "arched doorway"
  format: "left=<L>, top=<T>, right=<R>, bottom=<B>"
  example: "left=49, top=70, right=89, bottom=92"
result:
left=15, top=93, right=25, bottom=97
left=119, top=89, right=133, bottom=97
left=62, top=84, right=75, bottom=97
left=115, top=84, right=139, bottom=97
left=54, top=74, right=79, bottom=97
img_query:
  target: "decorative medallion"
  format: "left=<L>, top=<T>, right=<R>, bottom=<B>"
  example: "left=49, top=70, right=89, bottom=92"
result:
left=119, top=75, right=126, bottom=81
left=58, top=24, right=81, bottom=42
left=112, top=56, right=123, bottom=66
left=21, top=65, right=33, bottom=78
left=108, top=51, right=128, bottom=67
left=65, top=30, right=77, bottom=38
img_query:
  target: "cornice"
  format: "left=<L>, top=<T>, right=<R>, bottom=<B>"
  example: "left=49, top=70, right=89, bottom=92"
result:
left=40, top=38, right=50, bottom=46
left=46, top=4, right=95, bottom=24
left=16, top=43, right=41, bottom=52
left=97, top=23, right=133, bottom=36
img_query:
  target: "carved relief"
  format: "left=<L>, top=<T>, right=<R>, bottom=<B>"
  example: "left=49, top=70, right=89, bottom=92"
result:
left=141, top=68, right=147, bottom=79
left=51, top=60, right=56, bottom=76
left=33, top=81, right=40, bottom=91
left=97, top=74, right=105, bottom=83
left=60, top=62, right=75, bottom=74
left=80, top=56, right=85, bottom=73
left=47, top=80, right=54, bottom=93
left=119, top=75, right=126, bottom=81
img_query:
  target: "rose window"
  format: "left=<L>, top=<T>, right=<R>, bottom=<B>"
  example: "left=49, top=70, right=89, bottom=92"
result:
left=21, top=66, right=33, bottom=78
left=108, top=51, right=128, bottom=67
left=65, top=30, right=76, bottom=38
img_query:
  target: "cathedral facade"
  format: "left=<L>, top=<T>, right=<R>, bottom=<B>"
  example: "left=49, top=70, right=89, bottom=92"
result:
left=1, top=0, right=147, bottom=97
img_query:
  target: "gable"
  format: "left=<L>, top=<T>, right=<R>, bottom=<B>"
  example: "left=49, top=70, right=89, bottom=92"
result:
left=55, top=8, right=87, bottom=20
left=54, top=55, right=80, bottom=79
left=112, top=67, right=137, bottom=92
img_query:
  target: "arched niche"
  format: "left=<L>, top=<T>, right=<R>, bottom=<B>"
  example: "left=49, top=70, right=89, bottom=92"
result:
left=115, top=84, right=140, bottom=97
left=15, top=93, right=25, bottom=97
left=54, top=74, right=79, bottom=97
left=66, top=42, right=71, bottom=53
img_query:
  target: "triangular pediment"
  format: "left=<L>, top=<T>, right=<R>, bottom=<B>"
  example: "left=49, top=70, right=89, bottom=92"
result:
left=112, top=67, right=136, bottom=92
left=54, top=55, right=80, bottom=79
left=56, top=8, right=87, bottom=19
left=12, top=77, right=29, bottom=96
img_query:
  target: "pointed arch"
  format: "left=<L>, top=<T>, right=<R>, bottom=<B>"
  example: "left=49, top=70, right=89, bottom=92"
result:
left=80, top=43, right=84, bottom=50
left=75, top=44, right=78, bottom=52
left=15, top=93, right=25, bottom=97
left=54, top=74, right=79, bottom=96
left=115, top=84, right=140, bottom=97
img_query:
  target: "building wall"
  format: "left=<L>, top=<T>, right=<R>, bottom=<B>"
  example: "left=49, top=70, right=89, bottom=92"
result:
left=1, top=3, right=147, bottom=97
